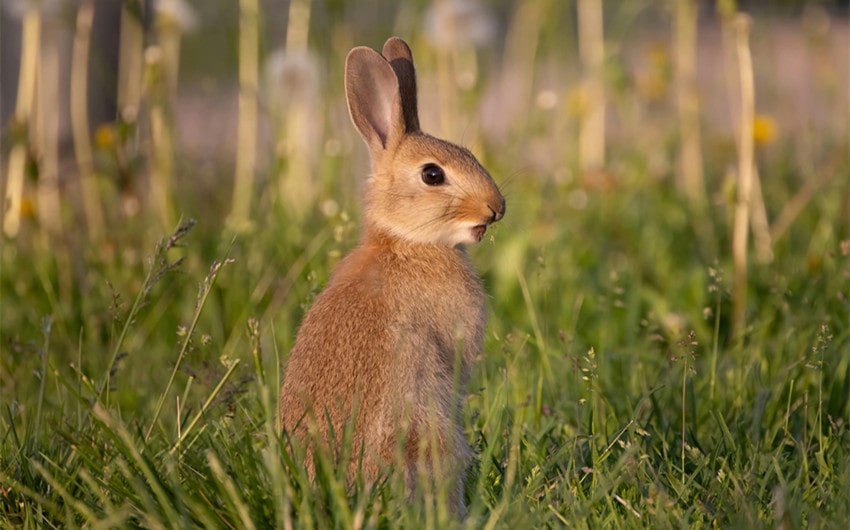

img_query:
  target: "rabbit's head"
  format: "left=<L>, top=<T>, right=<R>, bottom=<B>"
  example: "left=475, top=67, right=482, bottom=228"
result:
left=345, top=37, right=505, bottom=247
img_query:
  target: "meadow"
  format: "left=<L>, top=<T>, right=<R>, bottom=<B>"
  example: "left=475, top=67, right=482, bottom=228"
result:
left=1, top=1, right=849, bottom=528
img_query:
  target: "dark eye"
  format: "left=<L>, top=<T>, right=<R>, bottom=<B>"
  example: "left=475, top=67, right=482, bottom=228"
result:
left=421, top=164, right=445, bottom=186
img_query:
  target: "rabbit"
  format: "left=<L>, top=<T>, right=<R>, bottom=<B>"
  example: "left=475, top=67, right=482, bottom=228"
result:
left=278, top=36, right=505, bottom=516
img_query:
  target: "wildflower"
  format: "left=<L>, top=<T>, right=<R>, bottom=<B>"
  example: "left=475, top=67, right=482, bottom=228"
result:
left=753, top=114, right=777, bottom=146
left=94, top=124, right=115, bottom=149
left=20, top=196, right=36, bottom=219
left=566, top=86, right=588, bottom=118
left=636, top=43, right=670, bottom=103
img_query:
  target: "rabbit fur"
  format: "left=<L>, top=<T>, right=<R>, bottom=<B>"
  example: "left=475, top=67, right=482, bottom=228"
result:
left=278, top=37, right=505, bottom=516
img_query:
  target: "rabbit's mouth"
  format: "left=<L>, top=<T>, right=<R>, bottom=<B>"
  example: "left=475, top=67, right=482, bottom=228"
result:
left=472, top=224, right=488, bottom=242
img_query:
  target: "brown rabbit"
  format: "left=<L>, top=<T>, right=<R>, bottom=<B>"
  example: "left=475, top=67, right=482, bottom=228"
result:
left=278, top=37, right=505, bottom=515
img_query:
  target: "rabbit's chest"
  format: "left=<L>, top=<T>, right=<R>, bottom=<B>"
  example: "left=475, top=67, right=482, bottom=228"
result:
left=394, top=259, right=487, bottom=357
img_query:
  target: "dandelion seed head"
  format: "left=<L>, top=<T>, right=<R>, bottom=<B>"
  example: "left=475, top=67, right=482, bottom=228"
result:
left=424, top=0, right=497, bottom=50
left=321, top=199, right=340, bottom=218
left=265, top=49, right=320, bottom=108
left=536, top=90, right=559, bottom=110
left=155, top=0, right=199, bottom=32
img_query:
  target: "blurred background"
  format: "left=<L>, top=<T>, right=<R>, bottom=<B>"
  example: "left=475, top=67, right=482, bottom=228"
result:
left=1, top=0, right=847, bottom=239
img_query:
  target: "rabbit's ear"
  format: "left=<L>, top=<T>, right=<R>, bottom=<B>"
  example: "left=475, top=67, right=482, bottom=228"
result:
left=381, top=37, right=420, bottom=133
left=345, top=46, right=405, bottom=156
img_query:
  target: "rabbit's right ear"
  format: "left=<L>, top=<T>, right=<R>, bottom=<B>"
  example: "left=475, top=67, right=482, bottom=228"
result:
left=345, top=46, right=405, bottom=158
left=381, top=37, right=420, bottom=133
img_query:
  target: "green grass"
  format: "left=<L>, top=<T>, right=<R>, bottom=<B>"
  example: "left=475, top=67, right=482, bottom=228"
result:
left=2, top=3, right=850, bottom=528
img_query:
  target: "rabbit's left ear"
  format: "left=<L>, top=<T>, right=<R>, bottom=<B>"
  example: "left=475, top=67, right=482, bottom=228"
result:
left=345, top=46, right=405, bottom=156
left=382, top=37, right=420, bottom=133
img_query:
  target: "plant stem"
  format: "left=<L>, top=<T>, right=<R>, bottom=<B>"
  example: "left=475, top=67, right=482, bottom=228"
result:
left=170, top=360, right=240, bottom=455
left=731, top=14, right=755, bottom=341
left=146, top=255, right=233, bottom=442
left=228, top=0, right=260, bottom=232
left=71, top=0, right=106, bottom=242
left=2, top=5, right=40, bottom=238
left=682, top=352, right=687, bottom=487
left=577, top=0, right=605, bottom=173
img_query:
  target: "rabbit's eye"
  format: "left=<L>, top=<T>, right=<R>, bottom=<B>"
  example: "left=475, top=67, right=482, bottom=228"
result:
left=421, top=164, right=446, bottom=186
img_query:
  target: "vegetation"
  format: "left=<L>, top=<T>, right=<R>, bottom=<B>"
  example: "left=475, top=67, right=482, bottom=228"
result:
left=1, top=1, right=848, bottom=528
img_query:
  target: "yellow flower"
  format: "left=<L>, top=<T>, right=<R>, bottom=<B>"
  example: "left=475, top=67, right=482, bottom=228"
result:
left=636, top=44, right=671, bottom=103
left=20, top=196, right=36, bottom=219
left=566, top=86, right=588, bottom=118
left=753, top=114, right=777, bottom=146
left=95, top=124, right=115, bottom=149
left=648, top=43, right=669, bottom=69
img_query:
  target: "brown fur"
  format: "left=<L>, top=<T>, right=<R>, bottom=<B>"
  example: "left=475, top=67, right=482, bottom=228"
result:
left=278, top=37, right=505, bottom=516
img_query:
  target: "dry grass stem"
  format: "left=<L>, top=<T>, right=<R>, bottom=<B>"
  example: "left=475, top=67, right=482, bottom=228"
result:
left=434, top=0, right=461, bottom=141
left=146, top=46, right=176, bottom=230
left=36, top=16, right=62, bottom=238
left=271, top=27, right=319, bottom=218
left=750, top=166, right=774, bottom=263
left=675, top=0, right=706, bottom=205
left=71, top=0, right=106, bottom=242
left=770, top=167, right=836, bottom=243
left=118, top=3, right=145, bottom=120
left=675, top=0, right=718, bottom=256
left=503, top=1, right=545, bottom=138
left=228, top=0, right=260, bottom=231
left=285, top=0, right=311, bottom=51
left=731, top=14, right=755, bottom=340
left=2, top=7, right=41, bottom=238
left=577, top=0, right=605, bottom=173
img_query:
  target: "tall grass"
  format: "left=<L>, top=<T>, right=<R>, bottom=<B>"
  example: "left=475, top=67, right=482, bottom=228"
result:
left=2, top=1, right=849, bottom=528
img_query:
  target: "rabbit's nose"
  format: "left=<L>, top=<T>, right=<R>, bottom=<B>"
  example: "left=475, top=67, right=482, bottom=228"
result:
left=488, top=197, right=506, bottom=223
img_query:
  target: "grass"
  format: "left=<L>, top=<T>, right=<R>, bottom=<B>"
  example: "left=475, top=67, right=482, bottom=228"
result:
left=2, top=1, right=849, bottom=528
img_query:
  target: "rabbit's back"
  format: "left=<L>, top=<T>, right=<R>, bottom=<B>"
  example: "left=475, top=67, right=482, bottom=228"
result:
left=278, top=246, right=392, bottom=445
